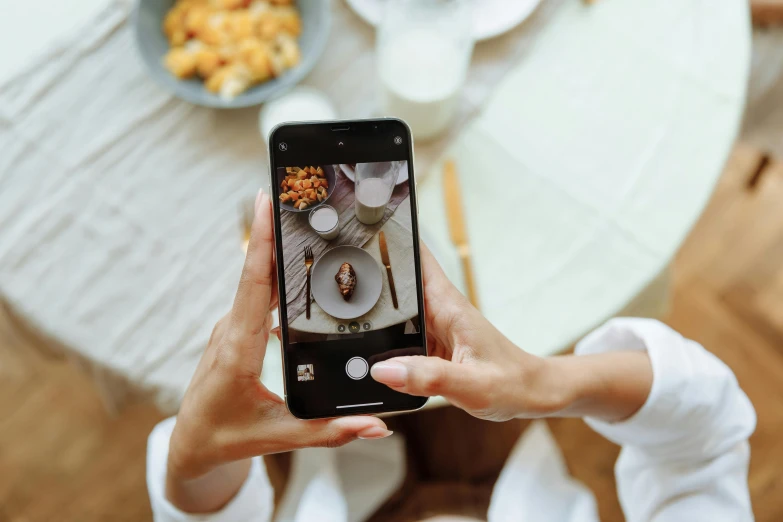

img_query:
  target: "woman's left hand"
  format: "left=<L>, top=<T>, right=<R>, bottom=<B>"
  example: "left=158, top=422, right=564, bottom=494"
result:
left=165, top=190, right=391, bottom=513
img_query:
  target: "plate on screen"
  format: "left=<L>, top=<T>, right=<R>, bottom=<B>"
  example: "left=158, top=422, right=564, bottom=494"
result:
left=344, top=0, right=542, bottom=41
left=311, top=246, right=383, bottom=320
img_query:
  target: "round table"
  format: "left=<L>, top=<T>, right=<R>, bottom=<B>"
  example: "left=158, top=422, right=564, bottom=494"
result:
left=0, top=0, right=750, bottom=413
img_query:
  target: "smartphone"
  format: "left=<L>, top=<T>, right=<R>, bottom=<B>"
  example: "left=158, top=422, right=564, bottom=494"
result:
left=268, top=118, right=428, bottom=419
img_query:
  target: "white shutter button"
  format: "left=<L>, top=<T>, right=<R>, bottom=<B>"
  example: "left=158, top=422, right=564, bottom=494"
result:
left=345, top=357, right=369, bottom=380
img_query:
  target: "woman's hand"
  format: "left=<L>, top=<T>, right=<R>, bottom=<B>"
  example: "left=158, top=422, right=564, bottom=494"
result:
left=370, top=243, right=557, bottom=422
left=166, top=190, right=391, bottom=513
left=370, top=244, right=653, bottom=424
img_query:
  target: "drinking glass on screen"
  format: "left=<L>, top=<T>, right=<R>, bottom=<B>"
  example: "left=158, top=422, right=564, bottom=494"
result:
left=354, top=162, right=402, bottom=225
left=377, top=0, right=473, bottom=141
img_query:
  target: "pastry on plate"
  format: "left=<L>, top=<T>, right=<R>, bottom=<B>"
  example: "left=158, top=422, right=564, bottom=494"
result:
left=334, top=262, right=356, bottom=301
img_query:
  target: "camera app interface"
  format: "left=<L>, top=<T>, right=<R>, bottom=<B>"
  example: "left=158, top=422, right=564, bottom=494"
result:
left=276, top=161, right=422, bottom=348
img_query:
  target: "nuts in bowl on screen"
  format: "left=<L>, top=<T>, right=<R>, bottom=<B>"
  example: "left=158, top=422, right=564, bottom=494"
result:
left=279, top=166, right=330, bottom=210
left=162, top=0, right=302, bottom=100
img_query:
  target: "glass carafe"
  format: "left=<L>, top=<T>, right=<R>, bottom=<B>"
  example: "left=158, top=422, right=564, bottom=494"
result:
left=354, top=161, right=403, bottom=225
left=377, top=0, right=474, bottom=141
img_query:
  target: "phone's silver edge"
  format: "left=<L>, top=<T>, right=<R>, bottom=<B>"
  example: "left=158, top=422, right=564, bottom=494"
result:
left=269, top=118, right=429, bottom=420
left=267, top=117, right=412, bottom=150
left=281, top=396, right=431, bottom=421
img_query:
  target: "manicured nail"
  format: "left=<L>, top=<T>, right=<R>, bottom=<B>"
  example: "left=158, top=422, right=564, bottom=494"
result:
left=255, top=188, right=271, bottom=216
left=255, top=188, right=264, bottom=213
left=370, top=361, right=407, bottom=387
left=357, top=426, right=393, bottom=440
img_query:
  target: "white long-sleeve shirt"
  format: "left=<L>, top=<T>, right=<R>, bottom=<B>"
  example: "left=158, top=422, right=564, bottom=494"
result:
left=147, top=319, right=756, bottom=522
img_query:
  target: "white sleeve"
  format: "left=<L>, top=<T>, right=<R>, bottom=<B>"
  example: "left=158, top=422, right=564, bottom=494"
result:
left=146, top=417, right=275, bottom=522
left=576, top=318, right=756, bottom=522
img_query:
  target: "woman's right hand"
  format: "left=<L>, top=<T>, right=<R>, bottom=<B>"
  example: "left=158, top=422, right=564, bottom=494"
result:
left=370, top=243, right=653, bottom=424
left=370, top=243, right=560, bottom=422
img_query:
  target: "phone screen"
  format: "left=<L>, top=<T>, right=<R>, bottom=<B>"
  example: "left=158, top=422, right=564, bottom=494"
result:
left=268, top=119, right=427, bottom=419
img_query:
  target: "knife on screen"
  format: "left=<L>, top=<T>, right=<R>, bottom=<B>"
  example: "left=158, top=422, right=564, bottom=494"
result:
left=443, top=160, right=480, bottom=309
left=379, top=231, right=399, bottom=309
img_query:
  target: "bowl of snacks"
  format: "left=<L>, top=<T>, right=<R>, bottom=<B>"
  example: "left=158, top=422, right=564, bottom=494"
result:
left=277, top=164, right=336, bottom=212
left=133, top=0, right=330, bottom=108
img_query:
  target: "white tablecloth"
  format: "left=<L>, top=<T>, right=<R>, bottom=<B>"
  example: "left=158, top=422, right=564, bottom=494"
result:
left=0, top=0, right=749, bottom=413
left=418, top=0, right=750, bottom=356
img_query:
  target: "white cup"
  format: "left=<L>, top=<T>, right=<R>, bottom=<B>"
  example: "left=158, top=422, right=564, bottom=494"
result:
left=309, top=205, right=340, bottom=240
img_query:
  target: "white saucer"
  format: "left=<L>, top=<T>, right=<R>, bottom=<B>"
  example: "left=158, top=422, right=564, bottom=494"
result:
left=344, top=0, right=542, bottom=41
left=339, top=163, right=409, bottom=186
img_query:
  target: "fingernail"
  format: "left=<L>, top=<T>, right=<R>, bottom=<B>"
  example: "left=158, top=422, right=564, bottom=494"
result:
left=255, top=188, right=264, bottom=212
left=255, top=188, right=270, bottom=216
left=370, top=361, right=407, bottom=387
left=357, top=426, right=393, bottom=440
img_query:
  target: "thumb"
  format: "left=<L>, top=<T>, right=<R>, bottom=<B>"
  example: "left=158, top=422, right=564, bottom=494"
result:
left=275, top=414, right=393, bottom=451
left=270, top=326, right=282, bottom=342
left=371, top=356, right=478, bottom=401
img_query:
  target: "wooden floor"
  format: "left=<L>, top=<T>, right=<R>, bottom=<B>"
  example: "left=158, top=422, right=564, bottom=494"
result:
left=2, top=143, right=783, bottom=521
